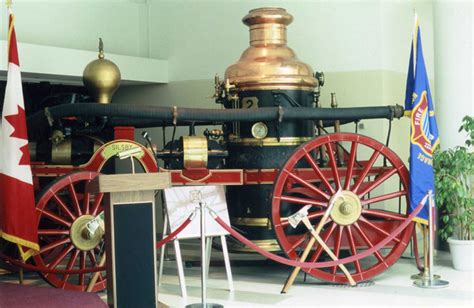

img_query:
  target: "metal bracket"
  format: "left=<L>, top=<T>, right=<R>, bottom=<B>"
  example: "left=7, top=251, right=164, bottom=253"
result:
left=172, top=106, right=178, bottom=125
left=44, top=107, right=54, bottom=127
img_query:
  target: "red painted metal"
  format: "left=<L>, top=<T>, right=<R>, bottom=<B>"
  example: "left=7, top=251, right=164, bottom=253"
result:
left=33, top=171, right=107, bottom=292
left=31, top=139, right=158, bottom=179
left=156, top=166, right=389, bottom=187
left=22, top=130, right=416, bottom=288
left=272, top=133, right=413, bottom=284
left=114, top=126, right=135, bottom=140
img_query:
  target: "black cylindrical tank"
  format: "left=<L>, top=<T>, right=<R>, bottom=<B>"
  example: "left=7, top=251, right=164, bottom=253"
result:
left=222, top=8, right=319, bottom=252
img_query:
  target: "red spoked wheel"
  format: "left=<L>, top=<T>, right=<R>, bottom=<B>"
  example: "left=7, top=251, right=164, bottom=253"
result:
left=33, top=171, right=106, bottom=291
left=272, top=133, right=414, bottom=283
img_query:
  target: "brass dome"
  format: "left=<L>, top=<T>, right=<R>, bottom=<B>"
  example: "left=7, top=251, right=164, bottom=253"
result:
left=224, top=7, right=317, bottom=91
left=83, top=39, right=121, bottom=104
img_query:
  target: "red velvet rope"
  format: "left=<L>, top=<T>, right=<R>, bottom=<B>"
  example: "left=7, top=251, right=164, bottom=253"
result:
left=213, top=194, right=427, bottom=269
left=156, top=217, right=192, bottom=249
left=412, top=227, right=424, bottom=272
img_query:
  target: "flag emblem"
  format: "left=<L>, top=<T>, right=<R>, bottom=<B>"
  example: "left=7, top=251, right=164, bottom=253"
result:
left=410, top=91, right=434, bottom=157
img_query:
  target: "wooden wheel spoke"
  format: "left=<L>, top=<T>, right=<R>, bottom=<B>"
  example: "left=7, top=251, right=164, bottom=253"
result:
left=362, top=209, right=406, bottom=221
left=308, top=223, right=337, bottom=264
left=83, top=192, right=90, bottom=214
left=357, top=168, right=398, bottom=198
left=287, top=234, right=310, bottom=253
left=40, top=238, right=70, bottom=254
left=283, top=170, right=330, bottom=200
left=307, top=211, right=325, bottom=221
left=51, top=192, right=76, bottom=221
left=304, top=150, right=335, bottom=194
left=361, top=190, right=407, bottom=206
left=346, top=226, right=362, bottom=274
left=90, top=193, right=104, bottom=216
left=40, top=209, right=72, bottom=227
left=38, top=229, right=69, bottom=235
left=358, top=217, right=400, bottom=243
left=353, top=223, right=385, bottom=263
left=46, top=244, right=73, bottom=268
left=331, top=225, right=344, bottom=275
left=68, top=182, right=82, bottom=216
left=62, top=249, right=80, bottom=284
left=344, top=141, right=358, bottom=190
left=280, top=211, right=325, bottom=227
left=79, top=251, right=86, bottom=286
left=351, top=150, right=381, bottom=193
left=279, top=195, right=327, bottom=207
left=325, top=142, right=341, bottom=190
left=285, top=187, right=322, bottom=200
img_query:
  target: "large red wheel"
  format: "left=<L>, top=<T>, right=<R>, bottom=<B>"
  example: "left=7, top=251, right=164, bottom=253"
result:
left=272, top=133, right=414, bottom=283
left=33, top=171, right=106, bottom=291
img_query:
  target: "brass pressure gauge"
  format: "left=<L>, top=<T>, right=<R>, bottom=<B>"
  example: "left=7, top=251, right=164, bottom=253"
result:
left=251, top=122, right=268, bottom=139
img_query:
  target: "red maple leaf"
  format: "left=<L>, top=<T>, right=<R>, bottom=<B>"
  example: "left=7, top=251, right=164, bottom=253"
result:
left=5, top=105, right=28, bottom=140
left=4, top=105, right=31, bottom=165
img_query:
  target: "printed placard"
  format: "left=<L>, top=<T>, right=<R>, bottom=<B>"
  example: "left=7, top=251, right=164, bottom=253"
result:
left=164, top=186, right=230, bottom=239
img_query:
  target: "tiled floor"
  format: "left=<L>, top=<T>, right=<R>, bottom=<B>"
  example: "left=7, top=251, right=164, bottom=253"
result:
left=1, top=250, right=472, bottom=307
left=157, top=250, right=473, bottom=307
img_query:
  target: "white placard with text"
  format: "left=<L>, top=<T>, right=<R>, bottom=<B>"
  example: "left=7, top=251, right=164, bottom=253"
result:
left=164, top=185, right=230, bottom=239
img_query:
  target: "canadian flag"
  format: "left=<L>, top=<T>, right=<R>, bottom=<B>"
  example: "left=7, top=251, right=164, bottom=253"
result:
left=0, top=12, right=39, bottom=260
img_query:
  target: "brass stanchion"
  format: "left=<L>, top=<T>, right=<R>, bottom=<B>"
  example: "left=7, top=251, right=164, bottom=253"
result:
left=413, top=190, right=449, bottom=288
left=18, top=263, right=24, bottom=285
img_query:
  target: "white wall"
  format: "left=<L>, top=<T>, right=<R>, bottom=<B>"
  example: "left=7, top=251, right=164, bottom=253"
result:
left=433, top=0, right=474, bottom=149
left=149, top=0, right=434, bottom=82
left=1, top=0, right=147, bottom=57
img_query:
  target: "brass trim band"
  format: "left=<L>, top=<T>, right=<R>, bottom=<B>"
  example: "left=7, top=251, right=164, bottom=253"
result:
left=231, top=239, right=281, bottom=252
left=51, top=140, right=72, bottom=164
left=236, top=85, right=316, bottom=91
left=227, top=136, right=312, bottom=146
left=231, top=217, right=270, bottom=227
left=182, top=136, right=208, bottom=169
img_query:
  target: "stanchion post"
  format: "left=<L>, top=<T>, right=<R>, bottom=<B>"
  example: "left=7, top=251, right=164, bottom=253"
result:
left=428, top=190, right=434, bottom=282
left=413, top=190, right=449, bottom=288
left=201, top=201, right=206, bottom=306
left=186, top=197, right=222, bottom=308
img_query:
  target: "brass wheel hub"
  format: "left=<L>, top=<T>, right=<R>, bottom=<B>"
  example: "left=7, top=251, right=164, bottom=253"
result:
left=330, top=191, right=362, bottom=226
left=70, top=215, right=104, bottom=251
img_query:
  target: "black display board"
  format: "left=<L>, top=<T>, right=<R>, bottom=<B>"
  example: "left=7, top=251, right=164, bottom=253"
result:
left=113, top=202, right=156, bottom=308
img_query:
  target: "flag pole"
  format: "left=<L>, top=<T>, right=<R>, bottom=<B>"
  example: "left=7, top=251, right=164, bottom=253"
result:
left=412, top=11, right=418, bottom=75
left=5, top=0, right=26, bottom=285
left=413, top=190, right=449, bottom=288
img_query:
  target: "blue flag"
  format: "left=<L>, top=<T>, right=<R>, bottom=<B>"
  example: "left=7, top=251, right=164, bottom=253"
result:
left=404, top=18, right=439, bottom=224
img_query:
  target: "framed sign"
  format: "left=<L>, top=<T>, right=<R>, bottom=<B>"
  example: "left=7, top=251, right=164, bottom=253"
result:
left=164, top=185, right=230, bottom=239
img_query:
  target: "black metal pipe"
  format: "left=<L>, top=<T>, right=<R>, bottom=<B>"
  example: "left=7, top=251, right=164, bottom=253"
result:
left=28, top=103, right=403, bottom=129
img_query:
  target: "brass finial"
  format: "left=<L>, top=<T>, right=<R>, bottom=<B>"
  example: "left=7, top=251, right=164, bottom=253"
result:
left=98, top=38, right=104, bottom=59
left=83, top=38, right=121, bottom=104
left=6, top=0, right=12, bottom=9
